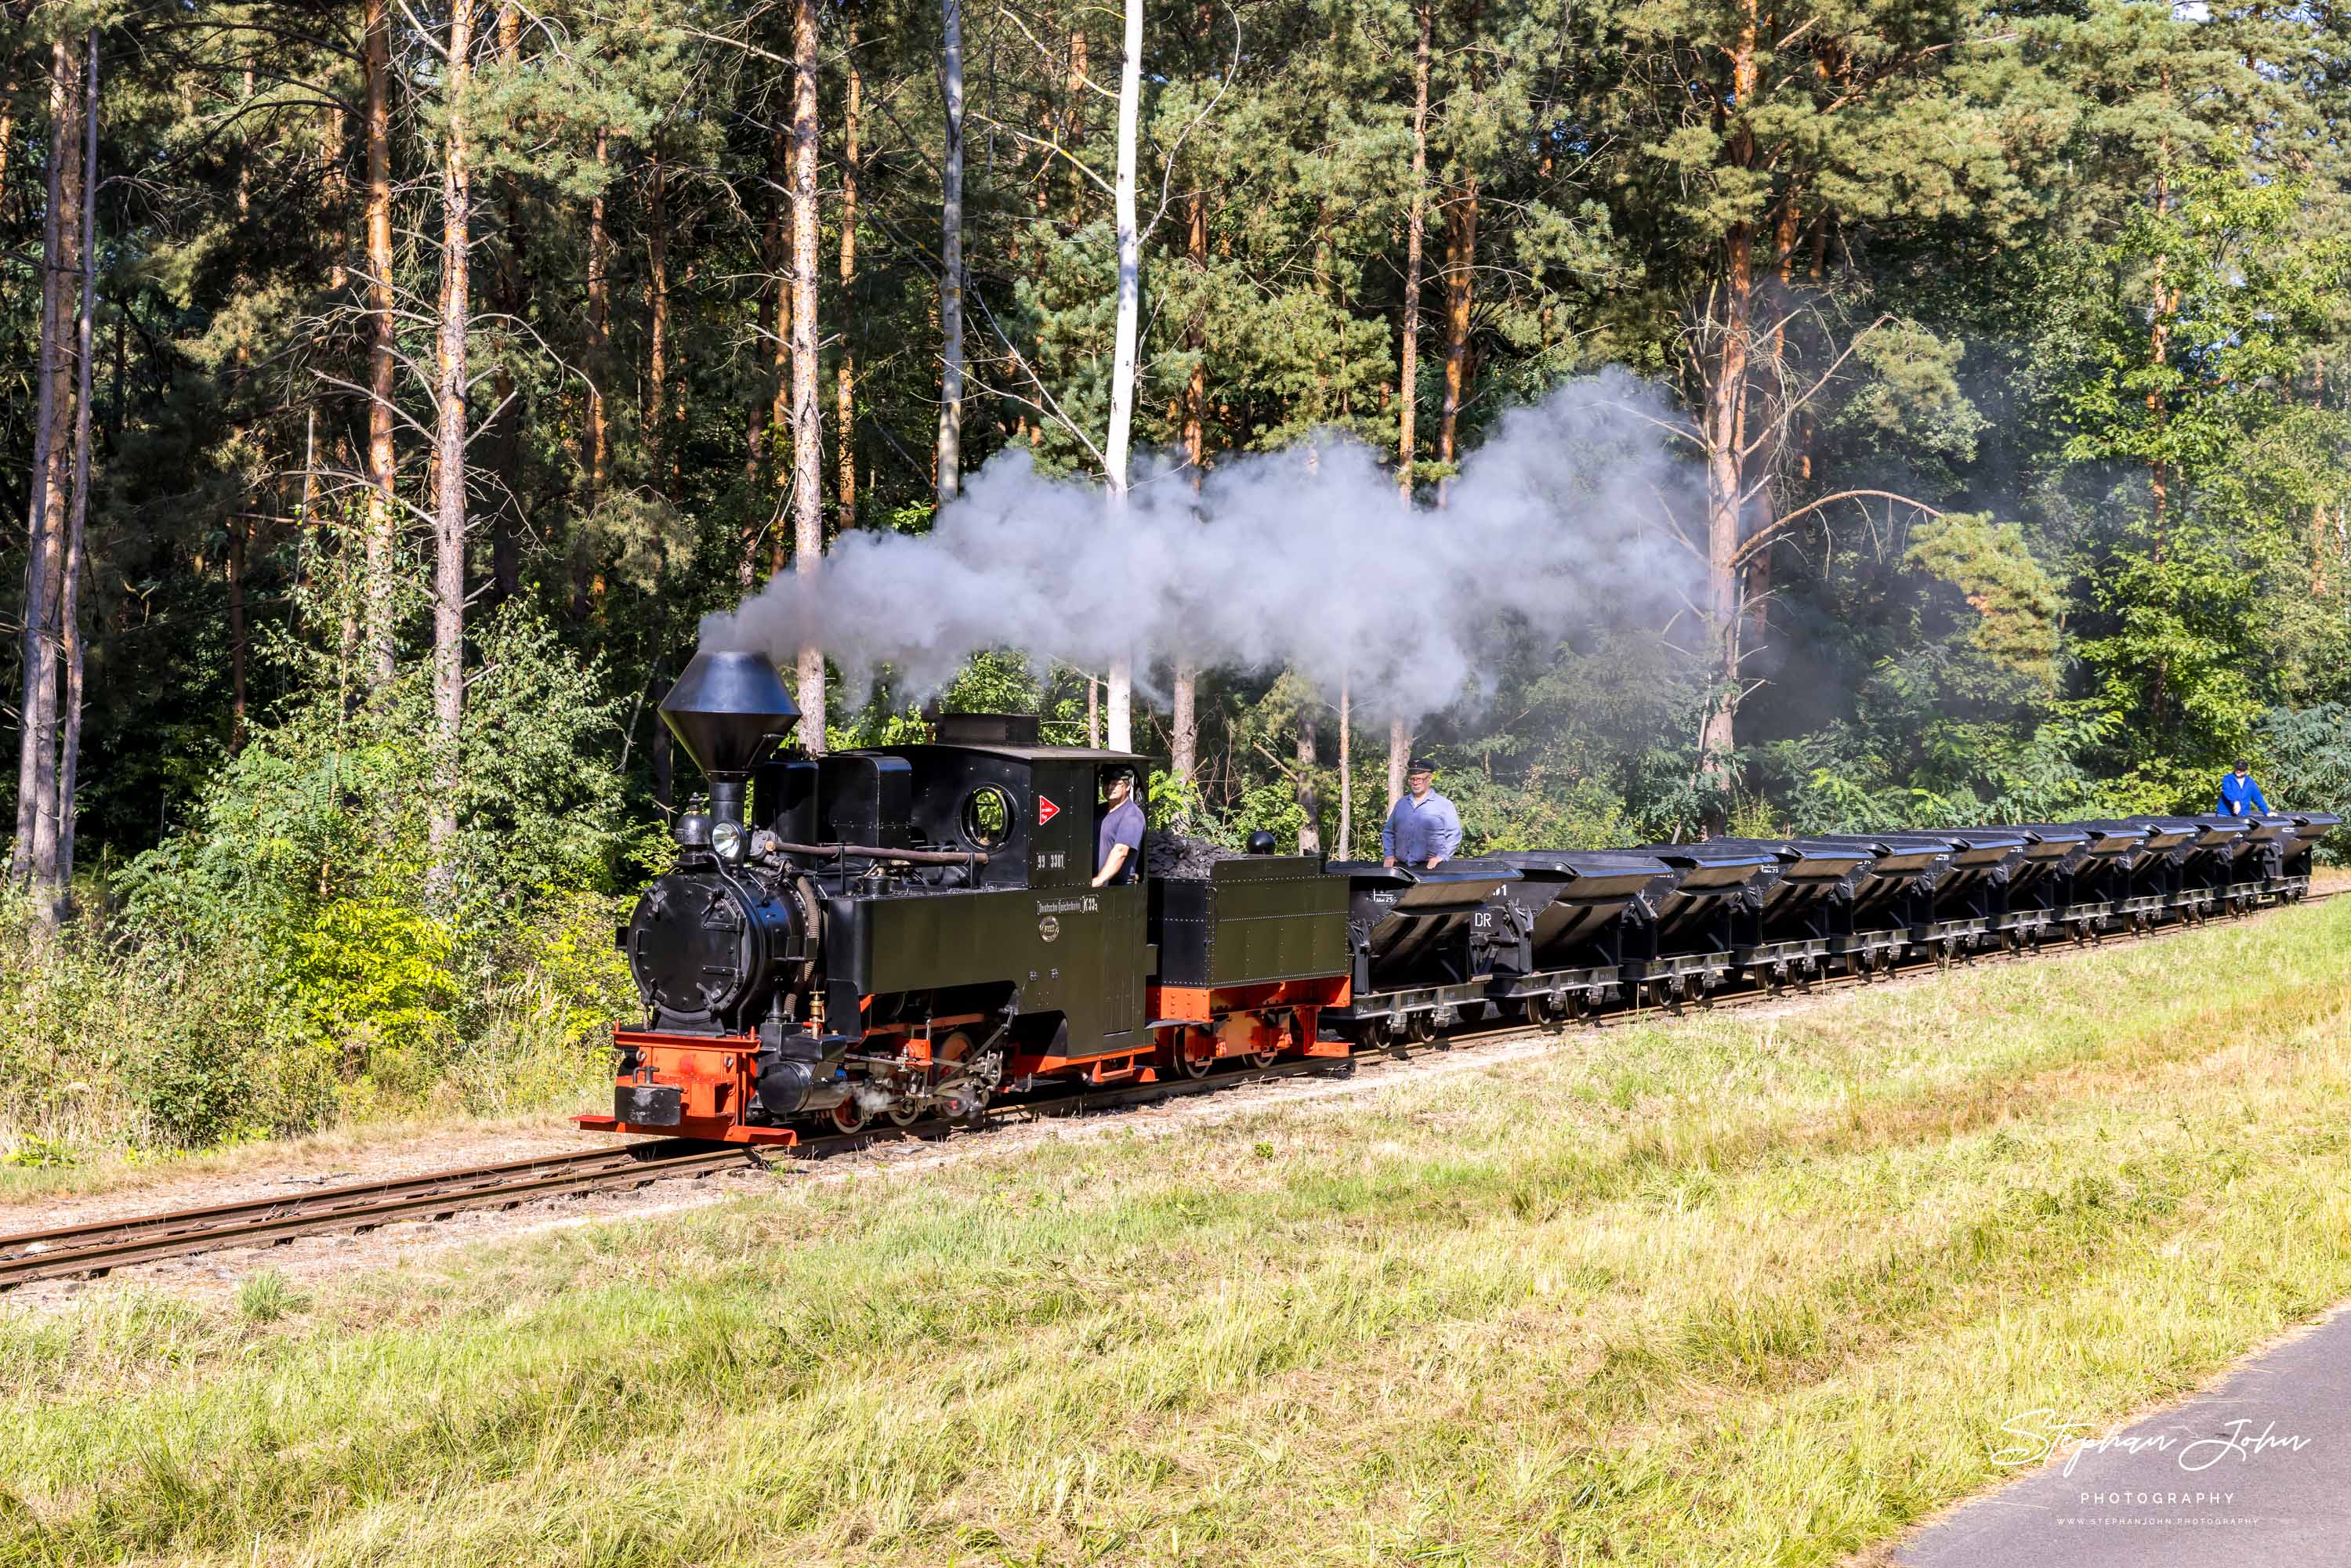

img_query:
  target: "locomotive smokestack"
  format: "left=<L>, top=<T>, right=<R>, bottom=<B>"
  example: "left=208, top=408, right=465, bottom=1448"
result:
left=659, top=650, right=800, bottom=792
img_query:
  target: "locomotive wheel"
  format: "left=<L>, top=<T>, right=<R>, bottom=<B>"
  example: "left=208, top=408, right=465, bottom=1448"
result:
left=1168, top=1033, right=1216, bottom=1080
left=830, top=1098, right=869, bottom=1135
left=1405, top=1010, right=1438, bottom=1045
left=885, top=1099, right=926, bottom=1128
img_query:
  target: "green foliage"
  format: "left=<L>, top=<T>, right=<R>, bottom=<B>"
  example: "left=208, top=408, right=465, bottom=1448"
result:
left=1904, top=513, right=2063, bottom=684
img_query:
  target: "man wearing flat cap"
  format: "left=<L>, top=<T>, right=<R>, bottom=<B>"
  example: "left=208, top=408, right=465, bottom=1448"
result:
left=1382, top=756, right=1462, bottom=869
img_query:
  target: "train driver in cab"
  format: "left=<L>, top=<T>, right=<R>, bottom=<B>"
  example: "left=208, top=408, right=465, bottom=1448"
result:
left=1092, top=766, right=1147, bottom=887
left=1382, top=756, right=1462, bottom=869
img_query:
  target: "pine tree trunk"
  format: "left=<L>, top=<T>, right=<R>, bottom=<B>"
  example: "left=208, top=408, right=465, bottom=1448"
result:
left=47, top=31, right=97, bottom=918
left=228, top=520, right=248, bottom=751
left=429, top=0, right=476, bottom=875
left=790, top=0, right=827, bottom=750
left=936, top=0, right=965, bottom=507
left=363, top=0, right=399, bottom=686
left=1435, top=176, right=1476, bottom=505
left=17, top=40, right=78, bottom=890
left=1063, top=28, right=1089, bottom=226
left=1743, top=195, right=1803, bottom=654
left=576, top=127, right=610, bottom=621
left=836, top=19, right=860, bottom=528
left=1696, top=2, right=1759, bottom=790
left=1386, top=717, right=1408, bottom=809
left=1394, top=0, right=1430, bottom=499
left=768, top=121, right=795, bottom=574
left=586, top=128, right=610, bottom=509
left=487, top=3, right=525, bottom=607
left=326, top=102, right=349, bottom=293
left=1103, top=0, right=1143, bottom=752
left=1171, top=190, right=1207, bottom=784
left=0, top=66, right=16, bottom=209
left=743, top=129, right=782, bottom=587
left=646, top=148, right=669, bottom=493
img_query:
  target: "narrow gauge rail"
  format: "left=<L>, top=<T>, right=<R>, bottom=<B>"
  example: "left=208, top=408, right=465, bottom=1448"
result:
left=5, top=885, right=2335, bottom=1294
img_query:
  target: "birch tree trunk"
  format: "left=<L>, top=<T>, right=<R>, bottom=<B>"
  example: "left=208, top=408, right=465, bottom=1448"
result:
left=789, top=0, right=827, bottom=750
left=363, top=0, right=398, bottom=687
left=936, top=0, right=965, bottom=507
left=1102, top=0, right=1143, bottom=753
left=1387, top=717, right=1408, bottom=809
left=1393, top=0, right=1431, bottom=501
left=429, top=0, right=476, bottom=874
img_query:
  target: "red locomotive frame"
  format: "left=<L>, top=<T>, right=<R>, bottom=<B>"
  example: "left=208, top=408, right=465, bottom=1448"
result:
left=575, top=972, right=1351, bottom=1145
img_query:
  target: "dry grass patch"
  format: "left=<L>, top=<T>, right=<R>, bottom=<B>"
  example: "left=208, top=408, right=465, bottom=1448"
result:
left=2, top=901, right=2349, bottom=1566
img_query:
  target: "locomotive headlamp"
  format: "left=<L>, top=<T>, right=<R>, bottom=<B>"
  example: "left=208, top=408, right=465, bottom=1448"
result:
left=711, top=818, right=746, bottom=861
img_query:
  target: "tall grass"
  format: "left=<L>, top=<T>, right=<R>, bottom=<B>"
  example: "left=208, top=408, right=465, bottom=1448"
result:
left=2, top=900, right=2349, bottom=1565
left=0, top=889, right=626, bottom=1164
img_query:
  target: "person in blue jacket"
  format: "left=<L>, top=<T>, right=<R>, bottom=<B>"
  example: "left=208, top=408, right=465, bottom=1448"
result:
left=2216, top=760, right=2270, bottom=817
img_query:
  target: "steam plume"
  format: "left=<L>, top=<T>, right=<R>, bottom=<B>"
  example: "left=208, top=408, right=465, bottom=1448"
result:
left=701, top=369, right=1704, bottom=724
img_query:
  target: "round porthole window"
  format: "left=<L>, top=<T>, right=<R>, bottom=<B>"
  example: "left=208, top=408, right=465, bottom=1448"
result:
left=959, top=784, right=1015, bottom=849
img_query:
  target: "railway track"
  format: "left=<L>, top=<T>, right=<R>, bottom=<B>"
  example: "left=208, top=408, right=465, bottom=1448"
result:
left=5, top=886, right=2336, bottom=1293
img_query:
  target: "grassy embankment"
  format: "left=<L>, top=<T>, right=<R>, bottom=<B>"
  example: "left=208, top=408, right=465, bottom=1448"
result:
left=4, top=899, right=2351, bottom=1566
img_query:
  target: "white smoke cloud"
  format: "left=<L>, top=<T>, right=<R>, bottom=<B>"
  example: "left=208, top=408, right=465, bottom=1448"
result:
left=701, top=368, right=1704, bottom=724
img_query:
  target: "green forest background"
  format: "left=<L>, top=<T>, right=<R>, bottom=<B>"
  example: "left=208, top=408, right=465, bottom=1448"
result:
left=2, top=0, right=2349, bottom=1155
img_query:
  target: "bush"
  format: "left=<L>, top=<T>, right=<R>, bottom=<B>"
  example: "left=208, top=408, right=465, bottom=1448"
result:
left=0, top=607, right=650, bottom=1157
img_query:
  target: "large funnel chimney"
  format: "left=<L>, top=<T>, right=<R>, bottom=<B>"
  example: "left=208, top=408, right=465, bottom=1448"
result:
left=660, top=650, right=799, bottom=783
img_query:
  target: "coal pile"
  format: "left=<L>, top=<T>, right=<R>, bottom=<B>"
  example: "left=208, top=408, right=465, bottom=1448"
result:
left=1145, top=831, right=1245, bottom=880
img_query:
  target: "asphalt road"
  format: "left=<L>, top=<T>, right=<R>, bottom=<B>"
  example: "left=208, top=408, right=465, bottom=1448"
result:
left=1896, top=1305, right=2351, bottom=1568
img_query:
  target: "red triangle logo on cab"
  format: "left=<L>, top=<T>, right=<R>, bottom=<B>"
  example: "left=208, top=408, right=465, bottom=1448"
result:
left=1037, top=795, right=1060, bottom=826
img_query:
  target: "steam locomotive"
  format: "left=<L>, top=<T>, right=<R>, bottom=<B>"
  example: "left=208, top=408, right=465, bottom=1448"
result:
left=579, top=650, right=2339, bottom=1146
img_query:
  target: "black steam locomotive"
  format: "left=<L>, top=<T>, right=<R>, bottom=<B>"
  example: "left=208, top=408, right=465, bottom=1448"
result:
left=582, top=651, right=2338, bottom=1146
left=581, top=651, right=1352, bottom=1143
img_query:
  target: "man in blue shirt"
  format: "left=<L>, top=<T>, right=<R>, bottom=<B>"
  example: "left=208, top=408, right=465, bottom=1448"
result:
left=2216, top=759, right=2270, bottom=817
left=1382, top=757, right=1462, bottom=868
left=1092, top=768, right=1147, bottom=886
